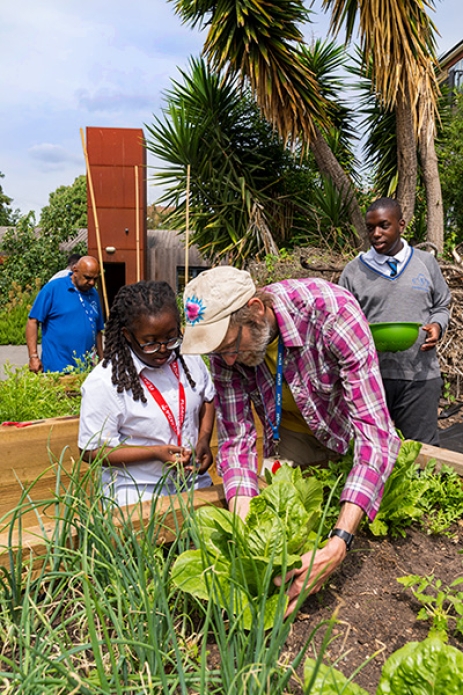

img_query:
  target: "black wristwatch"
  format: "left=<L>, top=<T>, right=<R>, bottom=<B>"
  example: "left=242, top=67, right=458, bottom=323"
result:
left=328, top=528, right=355, bottom=551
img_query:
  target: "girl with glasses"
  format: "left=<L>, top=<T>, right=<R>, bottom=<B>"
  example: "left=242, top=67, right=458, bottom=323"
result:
left=78, top=281, right=215, bottom=506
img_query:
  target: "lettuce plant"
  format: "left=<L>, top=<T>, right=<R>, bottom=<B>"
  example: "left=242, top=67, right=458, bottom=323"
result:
left=304, top=636, right=463, bottom=694
left=368, top=439, right=426, bottom=538
left=304, top=656, right=369, bottom=694
left=171, top=464, right=323, bottom=629
left=376, top=636, right=463, bottom=694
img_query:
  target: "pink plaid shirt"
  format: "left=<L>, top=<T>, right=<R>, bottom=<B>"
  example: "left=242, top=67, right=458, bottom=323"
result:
left=210, top=278, right=401, bottom=521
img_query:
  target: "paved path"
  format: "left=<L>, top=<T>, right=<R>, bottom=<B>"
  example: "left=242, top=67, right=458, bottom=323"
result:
left=0, top=345, right=30, bottom=379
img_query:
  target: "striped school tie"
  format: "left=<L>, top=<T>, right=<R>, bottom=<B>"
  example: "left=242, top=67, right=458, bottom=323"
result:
left=386, top=259, right=398, bottom=277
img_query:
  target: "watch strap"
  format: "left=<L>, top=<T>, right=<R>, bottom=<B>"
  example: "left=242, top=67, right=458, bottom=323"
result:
left=328, top=527, right=354, bottom=551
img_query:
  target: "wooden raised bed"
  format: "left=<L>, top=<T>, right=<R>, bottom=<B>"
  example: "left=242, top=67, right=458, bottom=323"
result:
left=1, top=413, right=462, bottom=577
left=0, top=413, right=264, bottom=572
left=0, top=416, right=82, bottom=526
left=416, top=442, right=463, bottom=476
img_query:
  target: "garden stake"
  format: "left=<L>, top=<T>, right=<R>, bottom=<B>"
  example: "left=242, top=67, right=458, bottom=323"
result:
left=80, top=127, right=110, bottom=319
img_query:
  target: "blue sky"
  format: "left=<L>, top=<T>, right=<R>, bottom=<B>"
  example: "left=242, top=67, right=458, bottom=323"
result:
left=1, top=0, right=461, bottom=219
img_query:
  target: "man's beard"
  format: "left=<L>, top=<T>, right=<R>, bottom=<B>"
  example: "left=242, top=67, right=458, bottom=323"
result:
left=236, top=320, right=273, bottom=367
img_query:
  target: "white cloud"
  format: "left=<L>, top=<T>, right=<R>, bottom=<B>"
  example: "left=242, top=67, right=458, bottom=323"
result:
left=76, top=88, right=155, bottom=113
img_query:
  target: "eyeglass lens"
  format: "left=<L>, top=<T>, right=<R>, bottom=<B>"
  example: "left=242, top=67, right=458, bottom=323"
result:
left=140, top=337, right=183, bottom=354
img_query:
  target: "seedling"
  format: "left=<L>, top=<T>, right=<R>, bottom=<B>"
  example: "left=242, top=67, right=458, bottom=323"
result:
left=397, top=573, right=463, bottom=640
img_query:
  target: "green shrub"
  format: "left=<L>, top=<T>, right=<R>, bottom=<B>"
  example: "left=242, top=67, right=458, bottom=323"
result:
left=0, top=364, right=89, bottom=422
left=0, top=281, right=40, bottom=345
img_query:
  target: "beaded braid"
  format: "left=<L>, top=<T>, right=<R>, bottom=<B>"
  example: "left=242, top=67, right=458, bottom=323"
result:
left=103, top=281, right=195, bottom=402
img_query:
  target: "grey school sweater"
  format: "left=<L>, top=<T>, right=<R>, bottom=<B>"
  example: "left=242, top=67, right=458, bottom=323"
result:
left=338, top=248, right=451, bottom=381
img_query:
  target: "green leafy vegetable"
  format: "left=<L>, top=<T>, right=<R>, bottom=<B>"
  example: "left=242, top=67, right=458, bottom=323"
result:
left=376, top=636, right=463, bottom=694
left=416, top=461, right=463, bottom=535
left=171, top=464, right=324, bottom=629
left=309, top=438, right=463, bottom=538
left=368, top=439, right=425, bottom=538
left=0, top=363, right=90, bottom=422
left=397, top=573, right=463, bottom=640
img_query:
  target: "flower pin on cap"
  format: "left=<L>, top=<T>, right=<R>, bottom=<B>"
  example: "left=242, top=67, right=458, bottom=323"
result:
left=182, top=267, right=256, bottom=354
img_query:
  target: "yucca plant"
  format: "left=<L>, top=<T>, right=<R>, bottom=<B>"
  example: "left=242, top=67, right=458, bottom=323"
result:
left=323, top=0, right=444, bottom=248
left=146, top=58, right=320, bottom=265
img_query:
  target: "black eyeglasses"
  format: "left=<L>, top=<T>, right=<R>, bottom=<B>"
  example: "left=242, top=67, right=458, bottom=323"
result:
left=210, top=326, right=243, bottom=356
left=128, top=331, right=183, bottom=354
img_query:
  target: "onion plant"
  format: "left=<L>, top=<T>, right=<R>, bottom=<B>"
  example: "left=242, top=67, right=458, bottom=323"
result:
left=0, top=450, right=342, bottom=694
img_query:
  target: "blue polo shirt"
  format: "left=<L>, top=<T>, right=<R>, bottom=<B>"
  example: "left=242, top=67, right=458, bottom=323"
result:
left=29, top=275, right=104, bottom=372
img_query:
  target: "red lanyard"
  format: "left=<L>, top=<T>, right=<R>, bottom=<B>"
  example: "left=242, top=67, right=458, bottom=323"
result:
left=140, top=361, right=186, bottom=446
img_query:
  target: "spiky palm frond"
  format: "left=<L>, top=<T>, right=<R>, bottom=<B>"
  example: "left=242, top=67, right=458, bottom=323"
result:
left=170, top=0, right=332, bottom=146
left=322, top=0, right=440, bottom=126
left=299, top=39, right=360, bottom=180
left=145, top=58, right=318, bottom=265
left=347, top=48, right=398, bottom=195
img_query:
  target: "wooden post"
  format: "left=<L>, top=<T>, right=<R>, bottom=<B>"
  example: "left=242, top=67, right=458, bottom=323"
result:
left=80, top=128, right=110, bottom=318
left=135, top=165, right=141, bottom=282
left=185, top=164, right=190, bottom=287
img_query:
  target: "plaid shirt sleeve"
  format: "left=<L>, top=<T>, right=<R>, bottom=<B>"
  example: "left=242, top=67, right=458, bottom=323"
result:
left=209, top=356, right=261, bottom=501
left=325, top=300, right=401, bottom=520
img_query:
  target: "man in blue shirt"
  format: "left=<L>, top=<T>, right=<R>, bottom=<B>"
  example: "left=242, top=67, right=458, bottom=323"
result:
left=26, top=256, right=105, bottom=373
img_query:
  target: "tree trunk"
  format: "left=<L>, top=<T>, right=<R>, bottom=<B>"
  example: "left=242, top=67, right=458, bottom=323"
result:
left=396, top=92, right=418, bottom=226
left=310, top=126, right=368, bottom=250
left=419, top=109, right=444, bottom=254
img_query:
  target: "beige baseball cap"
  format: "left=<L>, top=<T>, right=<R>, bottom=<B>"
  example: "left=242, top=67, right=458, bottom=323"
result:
left=182, top=266, right=256, bottom=354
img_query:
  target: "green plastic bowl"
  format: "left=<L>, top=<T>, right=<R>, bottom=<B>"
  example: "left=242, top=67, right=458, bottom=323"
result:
left=369, top=322, right=422, bottom=353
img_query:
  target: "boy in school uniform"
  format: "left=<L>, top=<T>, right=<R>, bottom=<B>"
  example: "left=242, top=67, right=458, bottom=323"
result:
left=339, top=197, right=451, bottom=445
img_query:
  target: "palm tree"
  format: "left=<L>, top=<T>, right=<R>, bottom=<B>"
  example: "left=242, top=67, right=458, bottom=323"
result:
left=170, top=0, right=369, bottom=247
left=322, top=0, right=444, bottom=249
left=172, top=0, right=325, bottom=144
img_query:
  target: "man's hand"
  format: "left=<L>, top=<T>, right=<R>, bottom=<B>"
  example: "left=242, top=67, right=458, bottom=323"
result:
left=29, top=355, right=43, bottom=373
left=421, top=322, right=441, bottom=351
left=276, top=502, right=364, bottom=617
left=228, top=494, right=253, bottom=520
left=275, top=535, right=347, bottom=617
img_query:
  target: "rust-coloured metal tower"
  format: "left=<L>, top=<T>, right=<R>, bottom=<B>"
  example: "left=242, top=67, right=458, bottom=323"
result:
left=86, top=127, right=147, bottom=310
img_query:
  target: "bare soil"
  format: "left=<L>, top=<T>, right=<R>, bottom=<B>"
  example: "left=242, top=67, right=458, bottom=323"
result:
left=286, top=523, right=463, bottom=693
left=281, top=407, right=463, bottom=693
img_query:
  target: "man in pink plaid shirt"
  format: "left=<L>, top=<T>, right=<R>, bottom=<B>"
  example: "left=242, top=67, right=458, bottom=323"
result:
left=182, top=266, right=400, bottom=615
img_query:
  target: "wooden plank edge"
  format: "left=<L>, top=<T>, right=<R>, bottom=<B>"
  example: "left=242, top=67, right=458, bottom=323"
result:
left=413, top=441, right=463, bottom=477
left=0, top=483, right=228, bottom=571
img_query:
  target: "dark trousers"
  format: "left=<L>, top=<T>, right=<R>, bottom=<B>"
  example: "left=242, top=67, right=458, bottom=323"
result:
left=382, top=377, right=442, bottom=446
left=278, top=426, right=339, bottom=468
